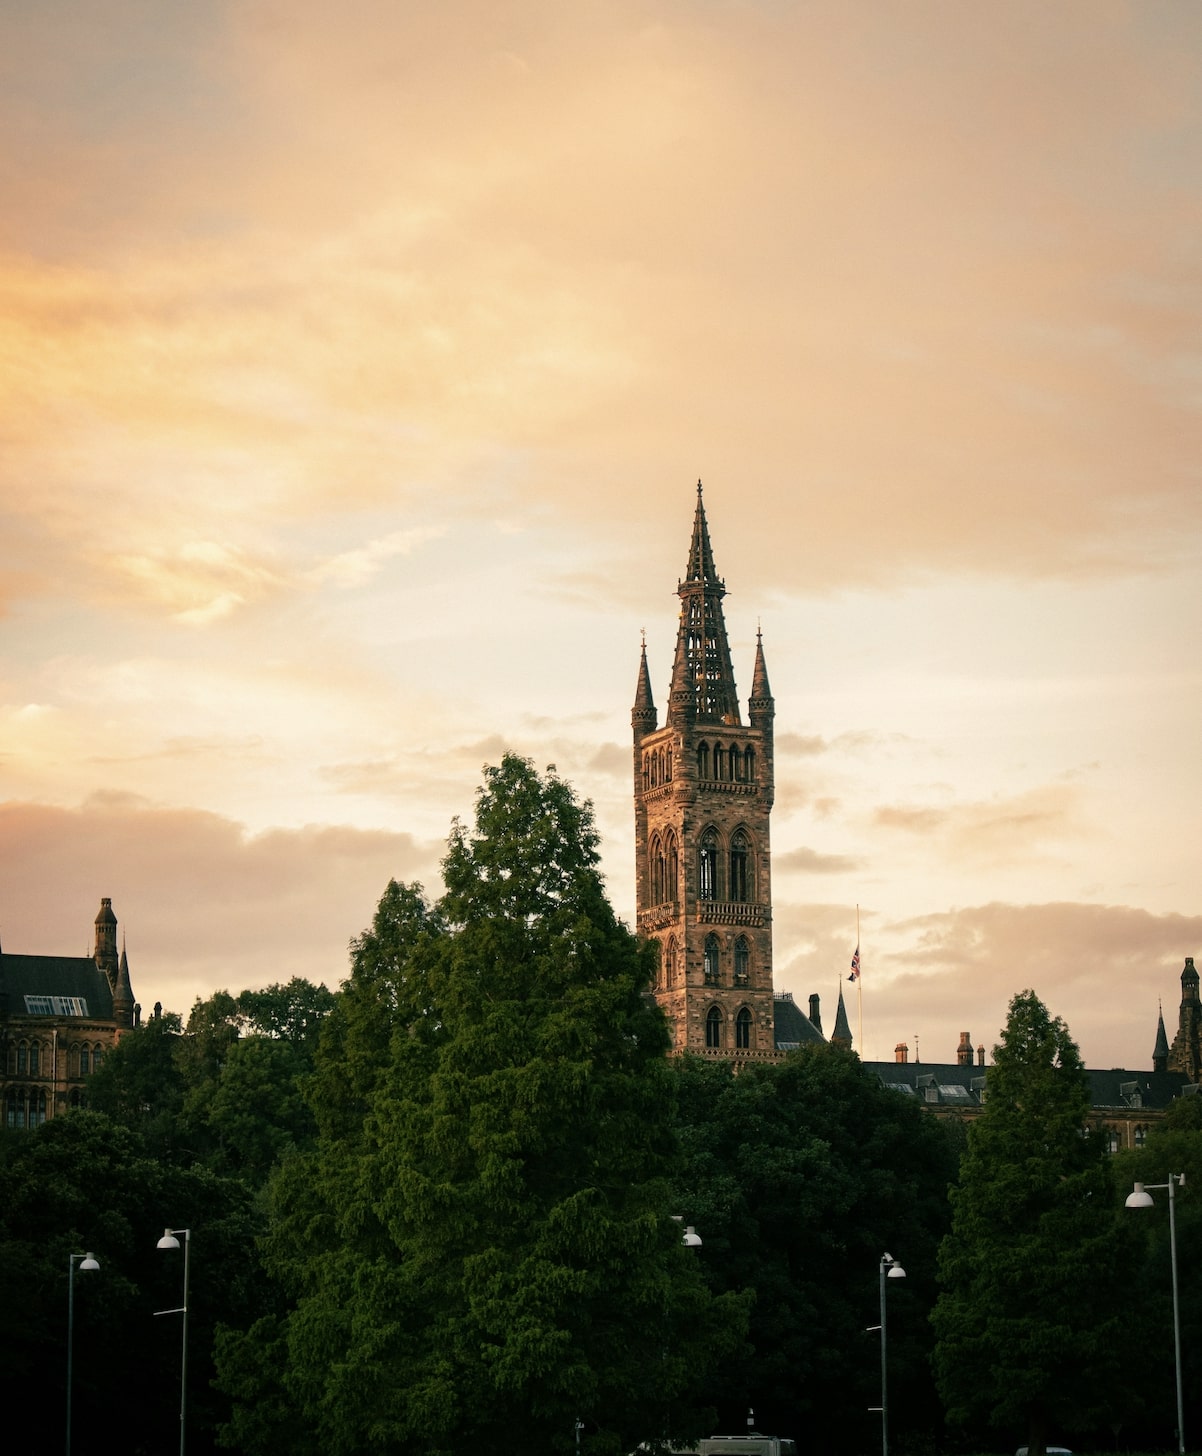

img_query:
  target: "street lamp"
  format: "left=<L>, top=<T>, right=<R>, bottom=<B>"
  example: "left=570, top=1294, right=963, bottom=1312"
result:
left=1125, top=1176, right=1185, bottom=1455
left=155, top=1227, right=192, bottom=1456
left=867, top=1253, right=905, bottom=1456
left=66, top=1251, right=99, bottom=1456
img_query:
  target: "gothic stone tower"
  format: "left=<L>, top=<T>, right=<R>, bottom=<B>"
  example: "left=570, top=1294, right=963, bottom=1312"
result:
left=633, top=483, right=776, bottom=1058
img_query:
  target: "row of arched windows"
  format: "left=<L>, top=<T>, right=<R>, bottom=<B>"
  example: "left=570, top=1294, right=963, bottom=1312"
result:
left=642, top=746, right=674, bottom=790
left=5, top=1088, right=48, bottom=1128
left=699, top=828, right=754, bottom=902
left=5, top=1041, right=103, bottom=1078
left=657, top=934, right=752, bottom=990
left=706, top=1004, right=754, bottom=1050
left=696, top=741, right=755, bottom=783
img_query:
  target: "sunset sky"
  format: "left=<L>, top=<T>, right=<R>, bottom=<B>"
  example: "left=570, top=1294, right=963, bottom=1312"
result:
left=2, top=0, right=1199, bottom=1069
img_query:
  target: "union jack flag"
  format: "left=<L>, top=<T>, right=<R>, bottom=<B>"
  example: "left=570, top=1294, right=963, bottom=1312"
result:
left=848, top=946, right=860, bottom=982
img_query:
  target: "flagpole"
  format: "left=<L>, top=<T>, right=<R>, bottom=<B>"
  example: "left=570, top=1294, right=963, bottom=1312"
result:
left=856, top=903, right=863, bottom=1054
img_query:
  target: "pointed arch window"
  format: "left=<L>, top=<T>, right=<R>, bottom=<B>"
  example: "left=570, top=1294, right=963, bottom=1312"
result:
left=713, top=744, right=725, bottom=781
left=664, top=830, right=679, bottom=902
left=699, top=831, right=719, bottom=901
left=736, top=1007, right=752, bottom=1049
left=734, top=936, right=750, bottom=985
left=665, top=936, right=679, bottom=989
left=92, top=1044, right=103, bottom=1073
left=642, top=754, right=651, bottom=792
left=28, top=1042, right=39, bottom=1076
left=697, top=742, right=710, bottom=779
left=704, top=934, right=721, bottom=985
left=79, top=1046, right=90, bottom=1075
left=744, top=746, right=755, bottom=783
left=665, top=747, right=673, bottom=782
left=16, top=1042, right=27, bottom=1075
left=650, top=832, right=664, bottom=905
left=730, top=830, right=751, bottom=903
left=706, top=1006, right=723, bottom=1049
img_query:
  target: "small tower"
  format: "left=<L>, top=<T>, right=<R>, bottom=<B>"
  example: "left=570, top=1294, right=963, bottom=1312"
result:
left=830, top=986, right=853, bottom=1049
left=1167, top=956, right=1201, bottom=1083
left=94, top=898, right=119, bottom=989
left=113, top=943, right=135, bottom=1030
left=1153, top=1002, right=1170, bottom=1074
left=633, top=483, right=777, bottom=1057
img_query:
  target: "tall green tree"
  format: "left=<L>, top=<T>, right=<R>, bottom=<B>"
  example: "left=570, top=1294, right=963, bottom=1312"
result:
left=931, top=990, right=1140, bottom=1453
left=217, top=756, right=744, bottom=1456
left=672, top=1045, right=960, bottom=1454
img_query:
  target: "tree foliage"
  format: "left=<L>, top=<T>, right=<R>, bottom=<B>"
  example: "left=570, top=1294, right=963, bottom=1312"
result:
left=931, top=990, right=1140, bottom=1452
left=217, top=756, right=744, bottom=1456
left=672, top=1045, right=960, bottom=1454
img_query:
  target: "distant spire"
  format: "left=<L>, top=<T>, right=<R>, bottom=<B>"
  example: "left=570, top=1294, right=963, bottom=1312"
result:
left=1153, top=1000, right=1170, bottom=1073
left=113, top=944, right=135, bottom=1029
left=667, top=482, right=741, bottom=725
left=632, top=636, right=657, bottom=736
left=831, top=986, right=853, bottom=1048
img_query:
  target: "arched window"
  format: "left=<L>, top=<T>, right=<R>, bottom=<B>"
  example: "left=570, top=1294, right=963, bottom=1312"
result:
left=713, top=744, right=725, bottom=781
left=1104, top=1128, right=1119, bottom=1155
left=730, top=830, right=751, bottom=902
left=699, top=831, right=719, bottom=901
left=734, top=936, right=750, bottom=985
left=29, top=1042, right=39, bottom=1076
left=648, top=753, right=658, bottom=788
left=1134, top=1124, right=1147, bottom=1148
left=744, top=746, right=755, bottom=783
left=729, top=745, right=742, bottom=781
left=704, top=935, right=721, bottom=985
left=92, top=1044, right=103, bottom=1073
left=665, top=747, right=672, bottom=781
left=32, top=1089, right=47, bottom=1125
left=665, top=936, right=679, bottom=989
left=80, top=1046, right=90, bottom=1075
left=706, top=1006, right=723, bottom=1049
left=736, top=1007, right=752, bottom=1049
left=650, top=833, right=664, bottom=905
left=16, top=1042, right=27, bottom=1075
left=665, top=830, right=679, bottom=902
left=697, top=742, right=710, bottom=778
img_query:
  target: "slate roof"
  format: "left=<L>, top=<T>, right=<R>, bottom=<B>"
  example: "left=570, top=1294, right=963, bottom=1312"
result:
left=0, top=953, right=114, bottom=1019
left=862, top=1059, right=1192, bottom=1111
left=773, top=992, right=826, bottom=1051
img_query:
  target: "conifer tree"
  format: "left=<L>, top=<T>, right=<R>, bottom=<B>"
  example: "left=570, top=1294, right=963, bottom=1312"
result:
left=219, top=755, right=742, bottom=1456
left=931, top=990, right=1138, bottom=1453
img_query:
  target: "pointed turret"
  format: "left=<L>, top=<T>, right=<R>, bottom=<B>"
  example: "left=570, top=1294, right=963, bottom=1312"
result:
left=748, top=629, right=774, bottom=733
left=831, top=986, right=853, bottom=1048
left=632, top=637, right=657, bottom=738
left=113, top=943, right=135, bottom=1029
left=1153, top=1002, right=1170, bottom=1073
left=667, top=481, right=742, bottom=726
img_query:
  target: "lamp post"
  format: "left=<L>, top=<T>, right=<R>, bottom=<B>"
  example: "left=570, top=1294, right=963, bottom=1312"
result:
left=66, top=1251, right=99, bottom=1456
left=868, top=1253, right=905, bottom=1456
left=155, top=1227, right=191, bottom=1456
left=1125, top=1176, right=1185, bottom=1455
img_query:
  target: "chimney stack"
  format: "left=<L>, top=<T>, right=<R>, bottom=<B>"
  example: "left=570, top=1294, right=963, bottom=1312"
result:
left=894, top=1042, right=909, bottom=1064
left=957, top=1031, right=973, bottom=1066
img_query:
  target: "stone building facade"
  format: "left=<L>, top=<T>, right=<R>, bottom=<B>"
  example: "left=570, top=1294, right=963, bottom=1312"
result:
left=633, top=484, right=784, bottom=1059
left=0, top=898, right=137, bottom=1126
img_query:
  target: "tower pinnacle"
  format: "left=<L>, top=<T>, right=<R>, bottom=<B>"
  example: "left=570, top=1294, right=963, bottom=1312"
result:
left=668, top=481, right=741, bottom=725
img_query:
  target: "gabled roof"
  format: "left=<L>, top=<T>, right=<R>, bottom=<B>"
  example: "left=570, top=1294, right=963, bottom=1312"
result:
left=773, top=992, right=826, bottom=1051
left=0, top=953, right=114, bottom=1018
